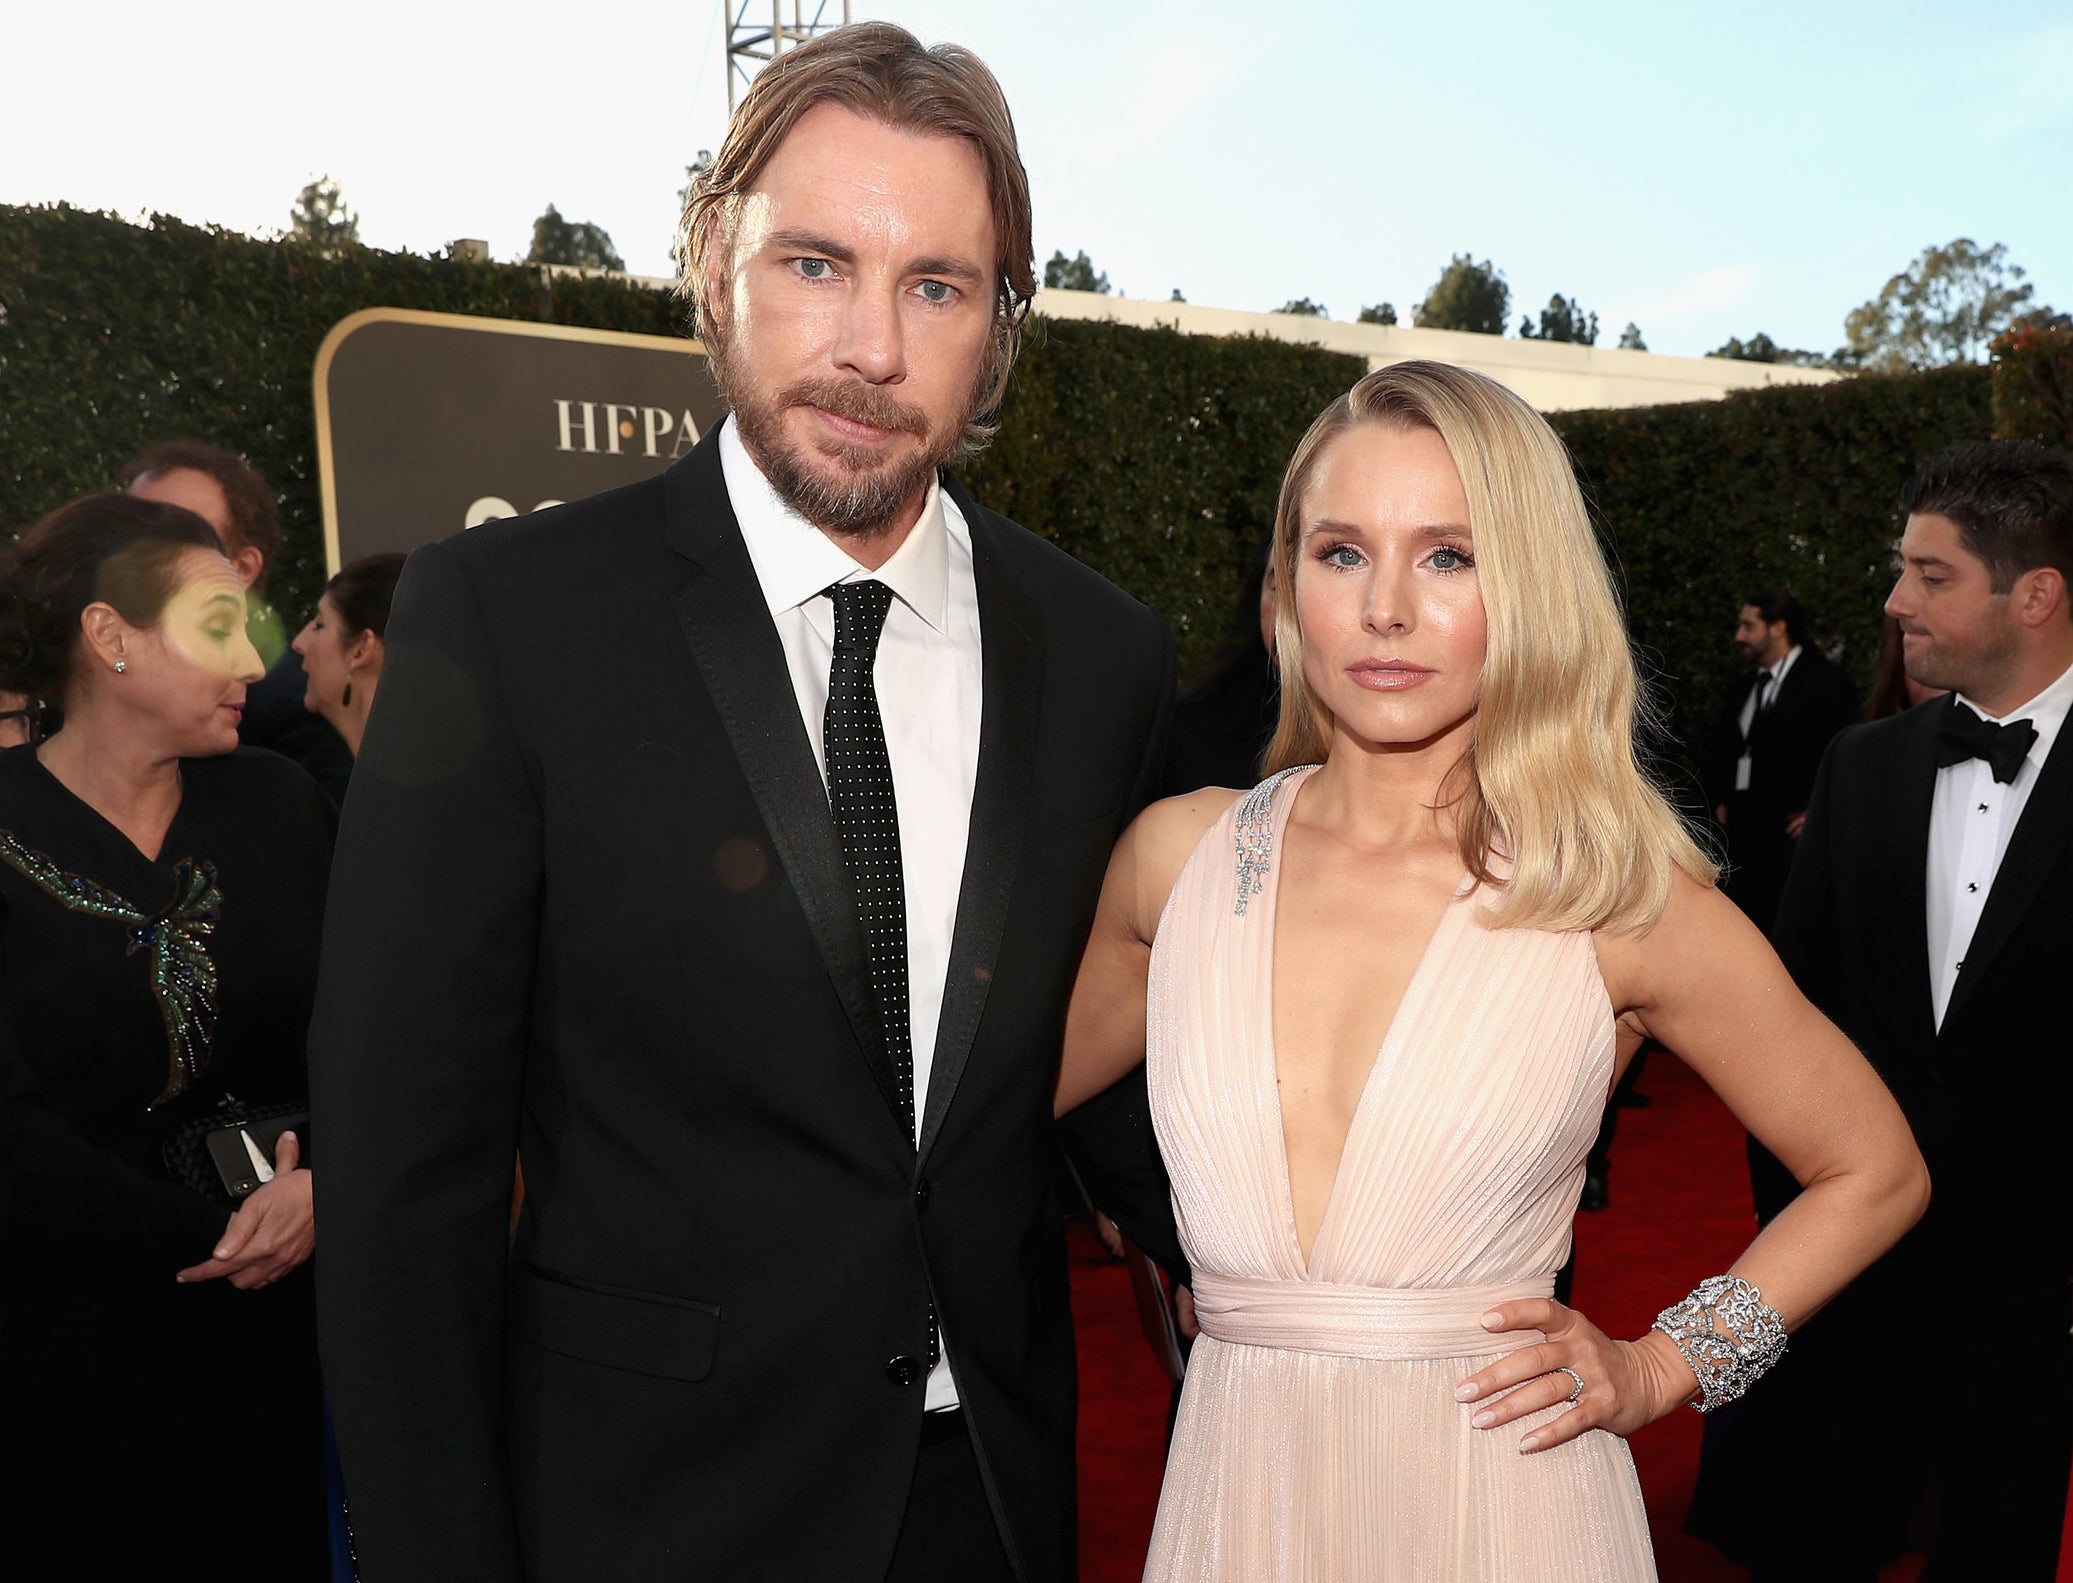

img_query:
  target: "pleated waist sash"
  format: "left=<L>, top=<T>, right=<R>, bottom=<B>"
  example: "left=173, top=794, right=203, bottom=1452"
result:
left=1190, top=1270, right=1553, bottom=1361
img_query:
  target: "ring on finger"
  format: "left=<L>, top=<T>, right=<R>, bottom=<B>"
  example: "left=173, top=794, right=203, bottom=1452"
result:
left=1553, top=1366, right=1585, bottom=1404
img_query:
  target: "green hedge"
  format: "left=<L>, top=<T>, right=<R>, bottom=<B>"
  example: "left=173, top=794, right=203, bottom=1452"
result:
left=0, top=204, right=2011, bottom=727
left=0, top=204, right=683, bottom=627
left=963, top=316, right=1361, bottom=673
left=1550, top=364, right=1992, bottom=747
left=1991, top=325, right=2073, bottom=446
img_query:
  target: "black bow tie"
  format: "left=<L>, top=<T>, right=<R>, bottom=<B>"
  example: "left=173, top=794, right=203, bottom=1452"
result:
left=1935, top=704, right=2037, bottom=784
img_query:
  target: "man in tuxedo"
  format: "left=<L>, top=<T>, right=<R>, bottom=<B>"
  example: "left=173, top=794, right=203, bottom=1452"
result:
left=1691, top=441, right=2073, bottom=1579
left=1703, top=587, right=1859, bottom=929
left=312, top=25, right=1175, bottom=1582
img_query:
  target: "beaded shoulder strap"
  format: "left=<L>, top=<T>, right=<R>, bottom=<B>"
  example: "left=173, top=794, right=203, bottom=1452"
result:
left=0, top=830, right=222, bottom=1107
left=1232, top=765, right=1311, bottom=917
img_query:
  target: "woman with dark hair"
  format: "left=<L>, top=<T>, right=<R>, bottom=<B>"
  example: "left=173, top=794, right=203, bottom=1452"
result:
left=291, top=552, right=407, bottom=760
left=0, top=493, right=334, bottom=1571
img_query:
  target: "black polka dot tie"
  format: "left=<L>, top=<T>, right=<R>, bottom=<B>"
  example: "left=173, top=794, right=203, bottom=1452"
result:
left=824, top=580, right=915, bottom=1133
left=824, top=580, right=937, bottom=1368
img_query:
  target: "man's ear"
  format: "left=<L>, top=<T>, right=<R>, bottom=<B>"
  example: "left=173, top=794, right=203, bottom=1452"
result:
left=2015, top=565, right=2067, bottom=629
left=227, top=542, right=266, bottom=592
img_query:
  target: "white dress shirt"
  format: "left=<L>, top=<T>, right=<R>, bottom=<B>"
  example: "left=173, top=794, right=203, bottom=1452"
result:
left=721, top=418, right=982, bottom=1410
left=1925, top=655, right=2073, bottom=1028
left=1735, top=644, right=1800, bottom=790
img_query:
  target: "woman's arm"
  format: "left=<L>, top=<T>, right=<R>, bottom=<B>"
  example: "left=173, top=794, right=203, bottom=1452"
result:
left=1460, top=871, right=1928, bottom=1450
left=1055, top=790, right=1237, bottom=1117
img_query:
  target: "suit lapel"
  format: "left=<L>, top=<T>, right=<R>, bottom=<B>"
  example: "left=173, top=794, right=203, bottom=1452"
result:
left=917, top=489, right=1043, bottom=1164
left=662, top=440, right=909, bottom=1132
left=1943, top=716, right=2073, bottom=1033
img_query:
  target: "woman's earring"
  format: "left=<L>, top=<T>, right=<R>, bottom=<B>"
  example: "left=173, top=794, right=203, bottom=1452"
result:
left=342, top=681, right=354, bottom=708
left=113, top=660, right=127, bottom=674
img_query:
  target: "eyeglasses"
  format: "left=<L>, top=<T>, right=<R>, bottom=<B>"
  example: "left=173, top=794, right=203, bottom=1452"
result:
left=0, top=704, right=46, bottom=747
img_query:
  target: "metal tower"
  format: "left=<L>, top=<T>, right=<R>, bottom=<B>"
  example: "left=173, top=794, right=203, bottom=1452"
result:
left=727, top=2, right=854, bottom=110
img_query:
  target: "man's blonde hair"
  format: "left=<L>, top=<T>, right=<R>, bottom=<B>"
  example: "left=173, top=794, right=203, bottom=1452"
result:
left=1265, top=361, right=1717, bottom=933
left=677, top=21, right=1035, bottom=454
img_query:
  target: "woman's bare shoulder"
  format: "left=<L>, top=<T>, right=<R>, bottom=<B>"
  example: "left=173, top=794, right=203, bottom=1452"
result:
left=1128, top=786, right=1245, bottom=871
left=1107, top=786, right=1247, bottom=939
left=1593, top=865, right=1748, bottom=1013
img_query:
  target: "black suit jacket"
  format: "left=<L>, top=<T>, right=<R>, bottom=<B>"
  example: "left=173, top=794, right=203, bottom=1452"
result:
left=311, top=433, right=1176, bottom=1582
left=1756, top=695, right=2073, bottom=1292
left=1703, top=647, right=1858, bottom=928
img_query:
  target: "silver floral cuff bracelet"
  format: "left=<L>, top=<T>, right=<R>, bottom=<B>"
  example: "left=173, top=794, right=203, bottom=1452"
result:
left=1652, top=1273, right=1789, bottom=1413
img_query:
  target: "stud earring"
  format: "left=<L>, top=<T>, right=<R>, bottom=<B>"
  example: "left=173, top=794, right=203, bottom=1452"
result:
left=113, top=660, right=127, bottom=674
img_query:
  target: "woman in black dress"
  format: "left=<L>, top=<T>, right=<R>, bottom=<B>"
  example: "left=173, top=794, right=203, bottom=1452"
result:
left=0, top=495, right=334, bottom=1572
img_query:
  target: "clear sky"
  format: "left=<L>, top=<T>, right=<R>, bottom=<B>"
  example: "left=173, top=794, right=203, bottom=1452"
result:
left=6, top=1, right=2066, bottom=360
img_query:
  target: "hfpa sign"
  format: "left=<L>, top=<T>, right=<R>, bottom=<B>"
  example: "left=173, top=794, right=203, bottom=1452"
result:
left=313, top=307, right=728, bottom=572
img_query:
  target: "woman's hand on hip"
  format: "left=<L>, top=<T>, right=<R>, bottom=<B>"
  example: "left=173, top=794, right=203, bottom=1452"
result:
left=175, top=1131, right=315, bottom=1290
left=1453, top=1296, right=1698, bottom=1453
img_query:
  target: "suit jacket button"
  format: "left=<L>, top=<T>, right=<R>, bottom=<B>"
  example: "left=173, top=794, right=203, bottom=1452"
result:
left=886, top=1355, right=923, bottom=1387
left=914, top=1178, right=932, bottom=1208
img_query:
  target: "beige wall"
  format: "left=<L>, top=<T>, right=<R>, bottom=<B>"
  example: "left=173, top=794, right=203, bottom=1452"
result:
left=1032, top=288, right=1836, bottom=412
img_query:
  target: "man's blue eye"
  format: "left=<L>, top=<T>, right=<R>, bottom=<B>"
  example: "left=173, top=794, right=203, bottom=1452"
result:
left=917, top=280, right=951, bottom=303
left=799, top=259, right=831, bottom=279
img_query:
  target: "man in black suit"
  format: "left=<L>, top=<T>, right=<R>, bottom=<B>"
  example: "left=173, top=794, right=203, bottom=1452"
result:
left=312, top=25, right=1176, bottom=1582
left=1703, top=587, right=1859, bottom=930
left=1690, top=441, right=2073, bottom=1579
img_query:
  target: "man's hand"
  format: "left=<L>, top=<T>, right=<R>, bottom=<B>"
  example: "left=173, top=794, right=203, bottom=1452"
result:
left=1785, top=810, right=1807, bottom=839
left=176, top=1132, right=316, bottom=1289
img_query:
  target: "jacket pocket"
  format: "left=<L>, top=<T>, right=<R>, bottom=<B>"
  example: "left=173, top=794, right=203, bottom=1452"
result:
left=508, top=1261, right=720, bottom=1382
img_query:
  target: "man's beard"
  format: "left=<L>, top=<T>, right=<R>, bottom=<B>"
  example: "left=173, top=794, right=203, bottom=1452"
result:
left=713, top=343, right=987, bottom=542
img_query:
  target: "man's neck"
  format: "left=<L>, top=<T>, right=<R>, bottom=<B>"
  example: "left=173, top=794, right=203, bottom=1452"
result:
left=1967, top=634, right=2073, bottom=719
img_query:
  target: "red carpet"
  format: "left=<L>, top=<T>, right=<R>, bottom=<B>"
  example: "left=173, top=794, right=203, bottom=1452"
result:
left=1069, top=1055, right=1973, bottom=1582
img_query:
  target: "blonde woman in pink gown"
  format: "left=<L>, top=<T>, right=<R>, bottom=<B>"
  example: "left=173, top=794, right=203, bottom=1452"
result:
left=1059, top=362, right=1928, bottom=1582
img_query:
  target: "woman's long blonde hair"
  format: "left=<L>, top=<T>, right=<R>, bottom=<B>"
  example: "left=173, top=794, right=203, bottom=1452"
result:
left=1263, top=361, right=1716, bottom=934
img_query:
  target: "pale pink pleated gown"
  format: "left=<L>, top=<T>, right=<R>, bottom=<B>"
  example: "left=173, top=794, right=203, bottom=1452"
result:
left=1144, top=766, right=1656, bottom=1582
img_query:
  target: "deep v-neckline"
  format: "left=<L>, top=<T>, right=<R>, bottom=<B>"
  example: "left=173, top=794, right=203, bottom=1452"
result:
left=1258, top=767, right=1466, bottom=1280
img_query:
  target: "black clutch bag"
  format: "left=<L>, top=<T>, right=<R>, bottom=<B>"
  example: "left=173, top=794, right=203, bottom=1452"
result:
left=162, top=1094, right=309, bottom=1205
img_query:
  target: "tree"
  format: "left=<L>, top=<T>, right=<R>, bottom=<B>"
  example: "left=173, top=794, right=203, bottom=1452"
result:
left=1413, top=255, right=1510, bottom=335
left=288, top=176, right=358, bottom=247
left=529, top=204, right=625, bottom=272
left=671, top=151, right=712, bottom=271
left=1275, top=297, right=1328, bottom=317
left=2012, top=305, right=2073, bottom=334
left=1519, top=293, right=1599, bottom=345
left=1617, top=322, right=1647, bottom=352
left=1043, top=250, right=1110, bottom=293
left=1708, top=332, right=1833, bottom=369
left=1843, top=238, right=2046, bottom=371
left=1357, top=302, right=1398, bottom=326
left=1169, top=288, right=1186, bottom=302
